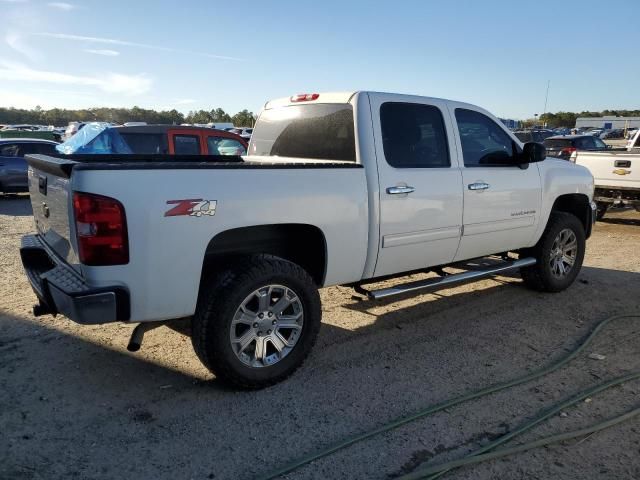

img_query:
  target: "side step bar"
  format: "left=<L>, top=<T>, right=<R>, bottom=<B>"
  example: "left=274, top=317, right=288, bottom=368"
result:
left=360, top=257, right=537, bottom=300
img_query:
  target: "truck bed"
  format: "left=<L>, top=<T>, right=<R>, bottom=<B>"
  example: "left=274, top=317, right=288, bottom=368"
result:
left=26, top=153, right=361, bottom=178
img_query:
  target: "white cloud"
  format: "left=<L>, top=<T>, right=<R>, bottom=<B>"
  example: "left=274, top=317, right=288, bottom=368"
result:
left=84, top=49, right=120, bottom=57
left=0, top=61, right=152, bottom=95
left=47, top=2, right=74, bottom=9
left=0, top=0, right=29, bottom=3
left=5, top=31, right=40, bottom=61
left=36, top=32, right=244, bottom=61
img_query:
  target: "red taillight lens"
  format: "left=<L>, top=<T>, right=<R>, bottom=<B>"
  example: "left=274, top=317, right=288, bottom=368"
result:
left=560, top=147, right=577, bottom=157
left=290, top=93, right=319, bottom=102
left=73, top=192, right=129, bottom=266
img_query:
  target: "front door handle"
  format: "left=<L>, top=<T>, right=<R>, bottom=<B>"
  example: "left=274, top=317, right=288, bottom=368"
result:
left=387, top=186, right=415, bottom=195
left=468, top=182, right=490, bottom=191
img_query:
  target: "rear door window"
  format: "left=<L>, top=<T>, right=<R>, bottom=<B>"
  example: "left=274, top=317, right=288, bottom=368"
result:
left=207, top=137, right=246, bottom=156
left=380, top=102, right=450, bottom=168
left=174, top=135, right=201, bottom=155
left=250, top=104, right=356, bottom=161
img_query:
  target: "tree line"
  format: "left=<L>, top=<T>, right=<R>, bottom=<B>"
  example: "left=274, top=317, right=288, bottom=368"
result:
left=539, top=109, right=640, bottom=128
left=0, top=106, right=257, bottom=127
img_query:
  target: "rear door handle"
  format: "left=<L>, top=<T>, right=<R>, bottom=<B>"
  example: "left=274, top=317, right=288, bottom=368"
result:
left=468, top=182, right=490, bottom=191
left=386, top=186, right=415, bottom=195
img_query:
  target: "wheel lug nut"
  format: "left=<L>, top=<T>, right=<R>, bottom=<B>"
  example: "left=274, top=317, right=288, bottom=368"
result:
left=268, top=312, right=273, bottom=317
left=272, top=320, right=277, bottom=325
left=259, top=313, right=264, bottom=319
left=267, top=330, right=272, bottom=334
left=257, top=331, right=263, bottom=336
left=253, top=322, right=259, bottom=328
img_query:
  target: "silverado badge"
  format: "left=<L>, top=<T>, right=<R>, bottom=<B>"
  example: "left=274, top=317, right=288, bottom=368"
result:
left=165, top=199, right=217, bottom=217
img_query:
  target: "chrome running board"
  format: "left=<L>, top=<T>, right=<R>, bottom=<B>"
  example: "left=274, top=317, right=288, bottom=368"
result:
left=363, top=257, right=537, bottom=300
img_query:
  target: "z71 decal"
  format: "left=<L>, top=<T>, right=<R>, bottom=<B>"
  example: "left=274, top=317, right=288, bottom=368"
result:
left=165, top=199, right=217, bottom=217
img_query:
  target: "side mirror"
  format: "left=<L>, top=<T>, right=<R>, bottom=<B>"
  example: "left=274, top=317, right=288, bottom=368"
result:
left=521, top=142, right=546, bottom=163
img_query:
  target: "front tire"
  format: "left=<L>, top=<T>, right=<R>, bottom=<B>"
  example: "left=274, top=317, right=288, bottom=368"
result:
left=192, top=254, right=321, bottom=389
left=520, top=212, right=586, bottom=292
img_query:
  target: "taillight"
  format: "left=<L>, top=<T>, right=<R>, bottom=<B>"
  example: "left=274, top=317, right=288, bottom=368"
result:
left=290, top=93, right=319, bottom=102
left=73, top=192, right=129, bottom=265
left=560, top=147, right=577, bottom=157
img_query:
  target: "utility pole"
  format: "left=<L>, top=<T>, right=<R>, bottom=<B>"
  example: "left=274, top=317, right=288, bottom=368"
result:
left=542, top=80, right=550, bottom=127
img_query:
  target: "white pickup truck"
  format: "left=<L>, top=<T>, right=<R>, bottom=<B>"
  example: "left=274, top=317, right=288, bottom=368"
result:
left=572, top=132, right=640, bottom=219
left=21, top=91, right=596, bottom=388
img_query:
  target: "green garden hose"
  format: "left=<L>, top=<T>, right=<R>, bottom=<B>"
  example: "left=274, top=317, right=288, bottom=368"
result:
left=255, top=313, right=640, bottom=480
left=405, top=405, right=640, bottom=479
left=400, top=371, right=640, bottom=479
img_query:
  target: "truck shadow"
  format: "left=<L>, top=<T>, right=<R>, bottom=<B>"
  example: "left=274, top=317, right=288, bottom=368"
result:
left=1, top=265, right=634, bottom=394
left=599, top=217, right=640, bottom=227
left=2, top=265, right=639, bottom=479
left=0, top=195, right=32, bottom=216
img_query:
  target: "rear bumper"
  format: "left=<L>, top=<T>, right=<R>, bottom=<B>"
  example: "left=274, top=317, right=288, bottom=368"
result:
left=20, top=234, right=130, bottom=324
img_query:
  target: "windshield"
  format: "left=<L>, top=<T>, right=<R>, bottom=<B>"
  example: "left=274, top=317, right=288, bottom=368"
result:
left=249, top=103, right=356, bottom=161
left=56, top=123, right=132, bottom=154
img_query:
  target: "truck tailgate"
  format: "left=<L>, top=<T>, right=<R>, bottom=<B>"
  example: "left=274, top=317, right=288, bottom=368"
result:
left=575, top=151, right=640, bottom=188
left=26, top=154, right=79, bottom=269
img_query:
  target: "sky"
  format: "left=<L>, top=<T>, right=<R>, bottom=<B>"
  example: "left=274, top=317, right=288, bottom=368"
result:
left=0, top=0, right=639, bottom=119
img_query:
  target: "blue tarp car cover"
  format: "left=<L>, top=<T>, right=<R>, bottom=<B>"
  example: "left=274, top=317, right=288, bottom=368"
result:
left=56, top=122, right=132, bottom=154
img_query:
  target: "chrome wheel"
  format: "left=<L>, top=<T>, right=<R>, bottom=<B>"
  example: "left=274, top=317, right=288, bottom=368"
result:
left=230, top=285, right=304, bottom=368
left=549, top=228, right=578, bottom=279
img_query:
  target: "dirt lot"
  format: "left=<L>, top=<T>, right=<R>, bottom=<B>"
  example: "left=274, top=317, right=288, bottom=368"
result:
left=1, top=195, right=639, bottom=480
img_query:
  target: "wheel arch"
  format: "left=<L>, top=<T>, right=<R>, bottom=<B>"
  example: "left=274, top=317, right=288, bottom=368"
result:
left=550, top=193, right=593, bottom=238
left=201, top=223, right=327, bottom=286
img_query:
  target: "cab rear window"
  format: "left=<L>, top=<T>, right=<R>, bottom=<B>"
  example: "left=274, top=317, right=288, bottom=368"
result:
left=120, top=133, right=167, bottom=154
left=250, top=104, right=356, bottom=162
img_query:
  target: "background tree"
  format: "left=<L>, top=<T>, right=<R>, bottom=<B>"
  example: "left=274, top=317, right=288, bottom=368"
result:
left=232, top=109, right=256, bottom=127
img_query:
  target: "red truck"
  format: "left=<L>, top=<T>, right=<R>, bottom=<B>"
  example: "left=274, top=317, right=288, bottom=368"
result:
left=56, top=124, right=248, bottom=156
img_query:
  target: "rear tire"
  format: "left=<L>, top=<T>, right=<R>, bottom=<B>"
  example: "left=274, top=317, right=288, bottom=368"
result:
left=596, top=202, right=609, bottom=221
left=192, top=254, right=321, bottom=389
left=520, top=212, right=585, bottom=292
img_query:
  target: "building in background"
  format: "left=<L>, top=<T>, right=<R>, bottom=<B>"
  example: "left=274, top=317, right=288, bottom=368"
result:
left=575, top=116, right=640, bottom=130
left=499, top=118, right=521, bottom=130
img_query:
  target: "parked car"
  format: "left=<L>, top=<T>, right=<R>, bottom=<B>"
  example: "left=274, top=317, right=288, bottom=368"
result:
left=514, top=129, right=554, bottom=143
left=1, top=124, right=39, bottom=131
left=543, top=134, right=609, bottom=160
left=0, top=138, right=59, bottom=194
left=585, top=129, right=603, bottom=137
left=600, top=129, right=624, bottom=139
left=20, top=91, right=596, bottom=388
left=56, top=124, right=248, bottom=155
left=229, top=127, right=253, bottom=140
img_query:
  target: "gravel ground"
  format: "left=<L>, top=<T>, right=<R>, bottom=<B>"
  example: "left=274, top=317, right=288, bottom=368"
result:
left=1, top=195, right=639, bottom=480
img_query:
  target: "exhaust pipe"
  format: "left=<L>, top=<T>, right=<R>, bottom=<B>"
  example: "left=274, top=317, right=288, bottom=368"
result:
left=127, top=322, right=162, bottom=352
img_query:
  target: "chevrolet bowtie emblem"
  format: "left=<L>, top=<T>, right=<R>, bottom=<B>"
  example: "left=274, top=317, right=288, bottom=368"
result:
left=612, top=169, right=631, bottom=175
